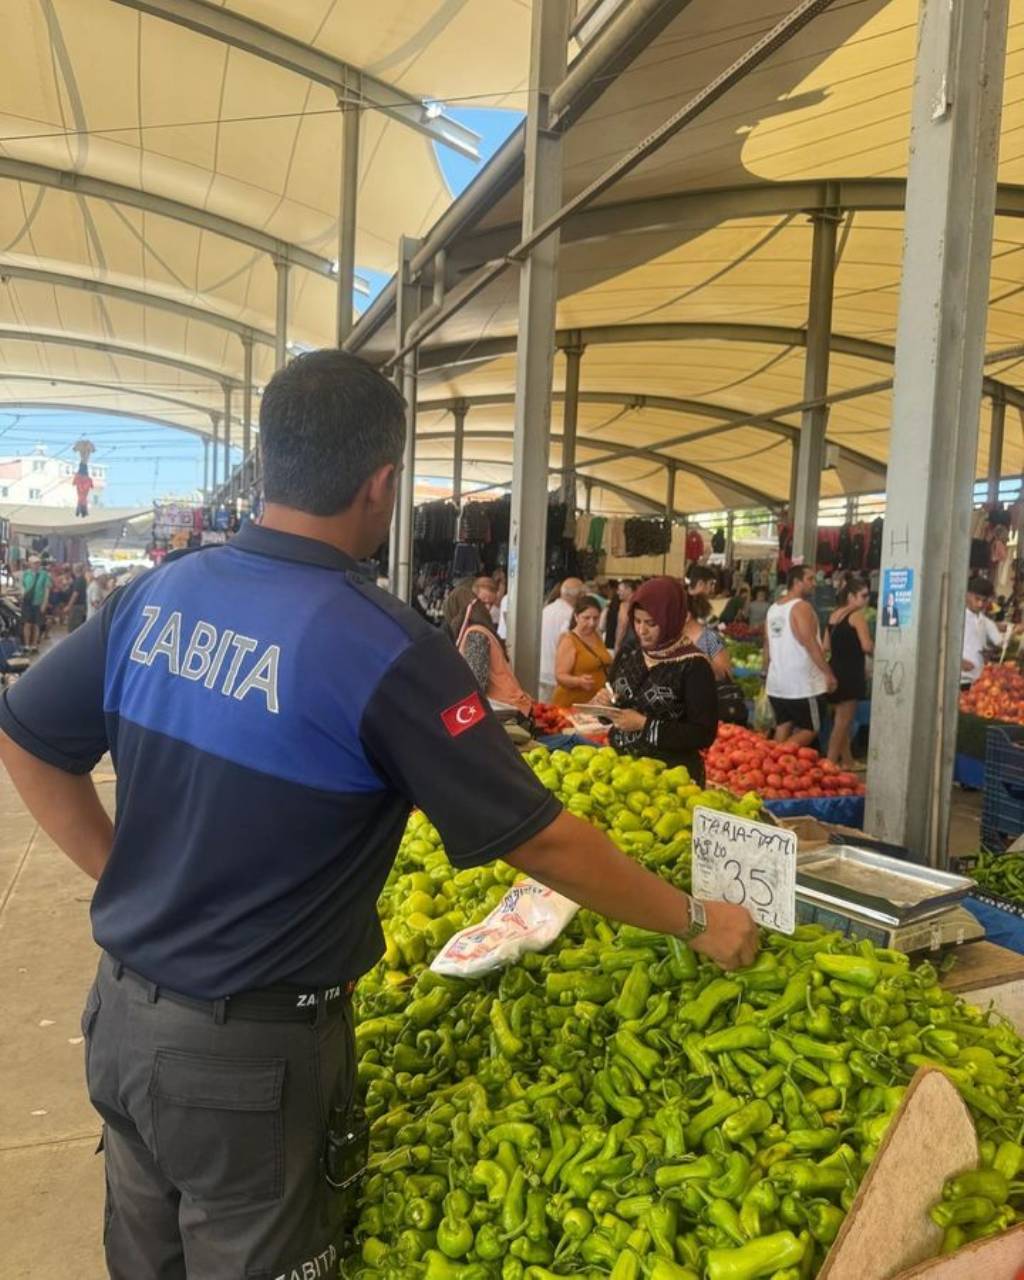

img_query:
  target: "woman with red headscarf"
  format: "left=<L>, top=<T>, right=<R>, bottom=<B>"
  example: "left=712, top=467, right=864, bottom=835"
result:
left=596, top=576, right=718, bottom=784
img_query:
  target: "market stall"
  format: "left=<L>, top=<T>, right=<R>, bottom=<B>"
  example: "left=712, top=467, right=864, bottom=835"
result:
left=344, top=742, right=1024, bottom=1279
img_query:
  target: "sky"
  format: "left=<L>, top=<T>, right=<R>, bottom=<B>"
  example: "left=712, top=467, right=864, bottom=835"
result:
left=2, top=106, right=523, bottom=510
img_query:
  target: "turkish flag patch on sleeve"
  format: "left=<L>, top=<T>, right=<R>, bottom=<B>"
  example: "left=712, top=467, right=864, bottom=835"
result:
left=441, top=691, right=486, bottom=737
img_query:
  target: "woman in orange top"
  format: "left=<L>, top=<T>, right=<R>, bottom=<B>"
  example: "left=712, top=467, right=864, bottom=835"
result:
left=444, top=582, right=534, bottom=716
left=553, top=596, right=612, bottom=707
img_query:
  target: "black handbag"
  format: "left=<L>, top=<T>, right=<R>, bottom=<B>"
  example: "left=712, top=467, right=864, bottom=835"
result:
left=716, top=677, right=749, bottom=726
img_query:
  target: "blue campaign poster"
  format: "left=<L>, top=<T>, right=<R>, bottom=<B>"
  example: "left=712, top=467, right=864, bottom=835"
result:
left=880, top=567, right=913, bottom=629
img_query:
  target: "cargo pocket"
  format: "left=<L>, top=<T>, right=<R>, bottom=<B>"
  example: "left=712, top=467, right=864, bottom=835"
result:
left=80, top=981, right=101, bottom=1088
left=149, top=1050, right=286, bottom=1203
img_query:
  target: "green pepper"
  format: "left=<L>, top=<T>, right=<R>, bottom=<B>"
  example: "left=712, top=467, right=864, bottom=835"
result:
left=655, top=1154, right=723, bottom=1189
left=686, top=1094, right=742, bottom=1147
left=615, top=963, right=652, bottom=1021
left=815, top=953, right=880, bottom=990
left=789, top=1033, right=849, bottom=1063
left=668, top=935, right=699, bottom=981
left=922, top=1029, right=960, bottom=1060
left=600, top=946, right=658, bottom=973
left=471, top=1159, right=508, bottom=1204
left=642, top=1202, right=678, bottom=1257
left=930, top=1196, right=998, bottom=1228
left=709, top=1151, right=752, bottom=1201
left=759, top=972, right=811, bottom=1027
left=943, top=1169, right=1009, bottom=1204
left=679, top=979, right=741, bottom=1031
left=994, top=1140, right=1024, bottom=1180
left=722, top=1100, right=774, bottom=1143
left=770, top=1161, right=849, bottom=1195
left=940, top=1225, right=967, bottom=1255
left=705, top=1230, right=805, bottom=1280
left=786, top=1128, right=841, bottom=1154
left=806, top=1202, right=845, bottom=1245
left=489, top=999, right=524, bottom=1058
left=423, top=1251, right=490, bottom=1280
left=702, top=1025, right=770, bottom=1054
left=595, top=1068, right=645, bottom=1120
left=752, top=1065, right=787, bottom=1099
left=647, top=1262, right=699, bottom=1280
left=614, top=1028, right=661, bottom=1080
left=707, top=1198, right=747, bottom=1246
left=609, top=1247, right=642, bottom=1280
left=769, top=1037, right=828, bottom=1086
left=436, top=1209, right=474, bottom=1259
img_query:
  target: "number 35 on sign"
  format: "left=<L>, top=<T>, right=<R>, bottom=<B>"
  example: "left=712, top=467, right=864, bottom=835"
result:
left=691, top=807, right=797, bottom=934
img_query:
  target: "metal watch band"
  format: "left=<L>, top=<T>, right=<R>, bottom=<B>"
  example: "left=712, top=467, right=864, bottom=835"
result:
left=680, top=896, right=707, bottom=941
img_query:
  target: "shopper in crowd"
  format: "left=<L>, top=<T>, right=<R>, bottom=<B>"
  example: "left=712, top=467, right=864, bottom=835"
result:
left=962, top=576, right=1009, bottom=687
left=538, top=576, right=583, bottom=702
left=86, top=572, right=109, bottom=620
left=0, top=351, right=758, bottom=1276
left=748, top=585, right=771, bottom=629
left=686, top=565, right=717, bottom=608
left=606, top=577, right=639, bottom=657
left=597, top=577, right=718, bottom=785
left=553, top=595, right=612, bottom=707
left=764, top=564, right=837, bottom=747
left=445, top=582, right=533, bottom=716
left=19, top=554, right=50, bottom=652
left=719, top=585, right=751, bottom=626
left=472, top=575, right=500, bottom=629
left=492, top=569, right=507, bottom=629
left=825, top=575, right=873, bottom=769
left=683, top=595, right=732, bottom=682
left=66, top=563, right=88, bottom=633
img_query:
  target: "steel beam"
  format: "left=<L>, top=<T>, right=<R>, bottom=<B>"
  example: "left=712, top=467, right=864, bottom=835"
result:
left=241, top=335, right=254, bottom=475
left=0, top=326, right=241, bottom=388
left=865, top=0, right=1010, bottom=863
left=988, top=394, right=1007, bottom=504
left=273, top=260, right=289, bottom=371
left=560, top=339, right=584, bottom=507
left=0, top=370, right=220, bottom=419
left=418, top=428, right=780, bottom=509
left=0, top=263, right=273, bottom=346
left=203, top=437, right=210, bottom=499
left=222, top=385, right=232, bottom=497
left=507, top=0, right=571, bottom=693
left=337, top=99, right=361, bottom=346
left=110, top=0, right=479, bottom=158
left=0, top=158, right=337, bottom=279
left=0, top=399, right=206, bottom=440
left=451, top=401, right=468, bottom=508
left=793, top=204, right=840, bottom=564
left=210, top=412, right=221, bottom=486
left=394, top=237, right=422, bottom=601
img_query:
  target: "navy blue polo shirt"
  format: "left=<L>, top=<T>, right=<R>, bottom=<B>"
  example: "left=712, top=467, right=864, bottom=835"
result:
left=0, top=524, right=560, bottom=997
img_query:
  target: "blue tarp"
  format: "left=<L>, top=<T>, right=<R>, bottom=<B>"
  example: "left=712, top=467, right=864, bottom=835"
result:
left=764, top=795, right=866, bottom=828
left=535, top=733, right=602, bottom=751
left=964, top=896, right=1024, bottom=955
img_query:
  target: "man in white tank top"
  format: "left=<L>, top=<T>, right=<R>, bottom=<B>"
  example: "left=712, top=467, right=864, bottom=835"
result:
left=764, top=565, right=838, bottom=746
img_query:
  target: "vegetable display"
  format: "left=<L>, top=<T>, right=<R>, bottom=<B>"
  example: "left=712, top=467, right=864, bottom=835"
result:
left=928, top=1143, right=1024, bottom=1255
left=533, top=704, right=573, bottom=736
left=346, top=745, right=1024, bottom=1278
left=705, top=725, right=865, bottom=801
left=971, top=850, right=1024, bottom=905
left=724, top=641, right=764, bottom=671
left=959, top=665, right=1024, bottom=724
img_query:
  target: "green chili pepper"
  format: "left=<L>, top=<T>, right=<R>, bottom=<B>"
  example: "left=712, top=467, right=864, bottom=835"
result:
left=943, top=1169, right=1009, bottom=1204
left=705, top=1230, right=805, bottom=1280
left=806, top=1202, right=845, bottom=1245
left=679, top=978, right=741, bottom=1031
left=706, top=1198, right=747, bottom=1246
left=702, top=1025, right=770, bottom=1054
left=600, top=946, right=658, bottom=973
left=595, top=1068, right=645, bottom=1120
left=758, top=972, right=811, bottom=1027
left=686, top=1094, right=742, bottom=1147
left=769, top=1161, right=850, bottom=1195
left=752, top=1065, right=787, bottom=1099
left=789, top=1033, right=849, bottom=1063
left=654, top=1154, right=723, bottom=1189
left=930, top=1196, right=998, bottom=1228
left=709, top=1151, right=752, bottom=1201
left=994, top=1140, right=1024, bottom=1180
left=815, top=953, right=880, bottom=990
left=722, top=1100, right=774, bottom=1143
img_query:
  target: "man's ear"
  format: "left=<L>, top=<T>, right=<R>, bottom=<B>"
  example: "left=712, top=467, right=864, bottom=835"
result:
left=366, top=462, right=398, bottom=508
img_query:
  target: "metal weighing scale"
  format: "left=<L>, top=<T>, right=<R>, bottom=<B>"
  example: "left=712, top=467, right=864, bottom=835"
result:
left=796, top=841, right=982, bottom=953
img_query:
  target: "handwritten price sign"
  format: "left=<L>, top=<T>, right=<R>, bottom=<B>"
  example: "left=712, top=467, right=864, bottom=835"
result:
left=691, top=807, right=797, bottom=934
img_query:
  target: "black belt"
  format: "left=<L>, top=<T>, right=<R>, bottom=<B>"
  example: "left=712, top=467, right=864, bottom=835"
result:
left=108, top=955, right=354, bottom=1025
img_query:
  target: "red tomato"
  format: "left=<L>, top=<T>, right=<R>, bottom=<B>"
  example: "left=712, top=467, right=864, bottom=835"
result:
left=836, top=772, right=858, bottom=788
left=797, top=747, right=818, bottom=761
left=766, top=773, right=783, bottom=788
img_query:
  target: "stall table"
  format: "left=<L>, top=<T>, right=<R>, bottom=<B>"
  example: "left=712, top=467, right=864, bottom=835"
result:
left=941, top=939, right=1024, bottom=1034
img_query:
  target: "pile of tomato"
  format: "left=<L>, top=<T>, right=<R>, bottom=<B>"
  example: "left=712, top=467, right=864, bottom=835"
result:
left=723, top=621, right=763, bottom=641
left=959, top=663, right=1024, bottom=724
left=531, top=702, right=572, bottom=735
left=705, top=723, right=865, bottom=799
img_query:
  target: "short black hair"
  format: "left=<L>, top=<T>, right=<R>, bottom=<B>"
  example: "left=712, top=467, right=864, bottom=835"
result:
left=687, top=566, right=716, bottom=587
left=574, top=595, right=602, bottom=616
left=259, top=350, right=406, bottom=515
left=787, top=565, right=814, bottom=589
left=968, top=576, right=994, bottom=599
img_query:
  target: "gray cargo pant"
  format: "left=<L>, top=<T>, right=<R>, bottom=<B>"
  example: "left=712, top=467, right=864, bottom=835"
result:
left=81, top=953, right=356, bottom=1280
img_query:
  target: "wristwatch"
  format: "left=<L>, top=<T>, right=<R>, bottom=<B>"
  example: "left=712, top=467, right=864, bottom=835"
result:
left=679, top=896, right=708, bottom=942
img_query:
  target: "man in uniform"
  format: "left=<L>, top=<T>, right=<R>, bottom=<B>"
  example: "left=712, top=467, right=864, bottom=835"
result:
left=0, top=351, right=757, bottom=1280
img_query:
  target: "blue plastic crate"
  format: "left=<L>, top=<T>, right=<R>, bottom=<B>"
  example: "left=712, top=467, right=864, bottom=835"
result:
left=981, top=724, right=1024, bottom=852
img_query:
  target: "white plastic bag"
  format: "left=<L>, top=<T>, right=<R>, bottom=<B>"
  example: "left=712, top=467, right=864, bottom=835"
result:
left=430, top=878, right=578, bottom=977
left=753, top=686, right=775, bottom=734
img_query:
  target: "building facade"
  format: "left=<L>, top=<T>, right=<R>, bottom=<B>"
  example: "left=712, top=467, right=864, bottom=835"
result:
left=0, top=446, right=107, bottom=508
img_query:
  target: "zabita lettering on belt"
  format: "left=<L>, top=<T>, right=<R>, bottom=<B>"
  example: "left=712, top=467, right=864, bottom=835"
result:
left=274, top=1244, right=337, bottom=1280
left=129, top=605, right=281, bottom=713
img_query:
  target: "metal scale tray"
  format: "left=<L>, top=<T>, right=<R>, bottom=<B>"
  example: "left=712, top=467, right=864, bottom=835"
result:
left=797, top=844, right=975, bottom=929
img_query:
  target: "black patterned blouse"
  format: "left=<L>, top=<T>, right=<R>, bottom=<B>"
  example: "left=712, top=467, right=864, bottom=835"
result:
left=608, top=645, right=718, bottom=784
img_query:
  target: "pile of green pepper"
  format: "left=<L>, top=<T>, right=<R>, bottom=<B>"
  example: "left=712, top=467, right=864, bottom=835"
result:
left=346, top=747, right=1024, bottom=1279
left=971, top=850, right=1024, bottom=905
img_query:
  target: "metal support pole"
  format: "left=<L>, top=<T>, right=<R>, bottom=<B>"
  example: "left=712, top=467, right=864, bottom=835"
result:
left=241, top=335, right=253, bottom=488
left=336, top=89, right=361, bottom=346
left=663, top=461, right=675, bottom=573
left=273, top=259, right=290, bottom=371
left=584, top=477, right=592, bottom=514
left=725, top=510, right=735, bottom=566
left=451, top=400, right=467, bottom=509
left=202, top=437, right=210, bottom=500
left=209, top=413, right=220, bottom=492
left=560, top=339, right=583, bottom=508
left=792, top=201, right=840, bottom=565
left=507, top=0, right=571, bottom=690
left=222, top=384, right=232, bottom=498
left=394, top=236, right=422, bottom=601
left=988, top=393, right=1007, bottom=504
left=866, top=0, right=1010, bottom=863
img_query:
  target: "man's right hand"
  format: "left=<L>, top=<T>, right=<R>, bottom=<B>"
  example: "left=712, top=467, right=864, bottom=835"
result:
left=824, top=671, right=838, bottom=694
left=690, top=899, right=759, bottom=971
